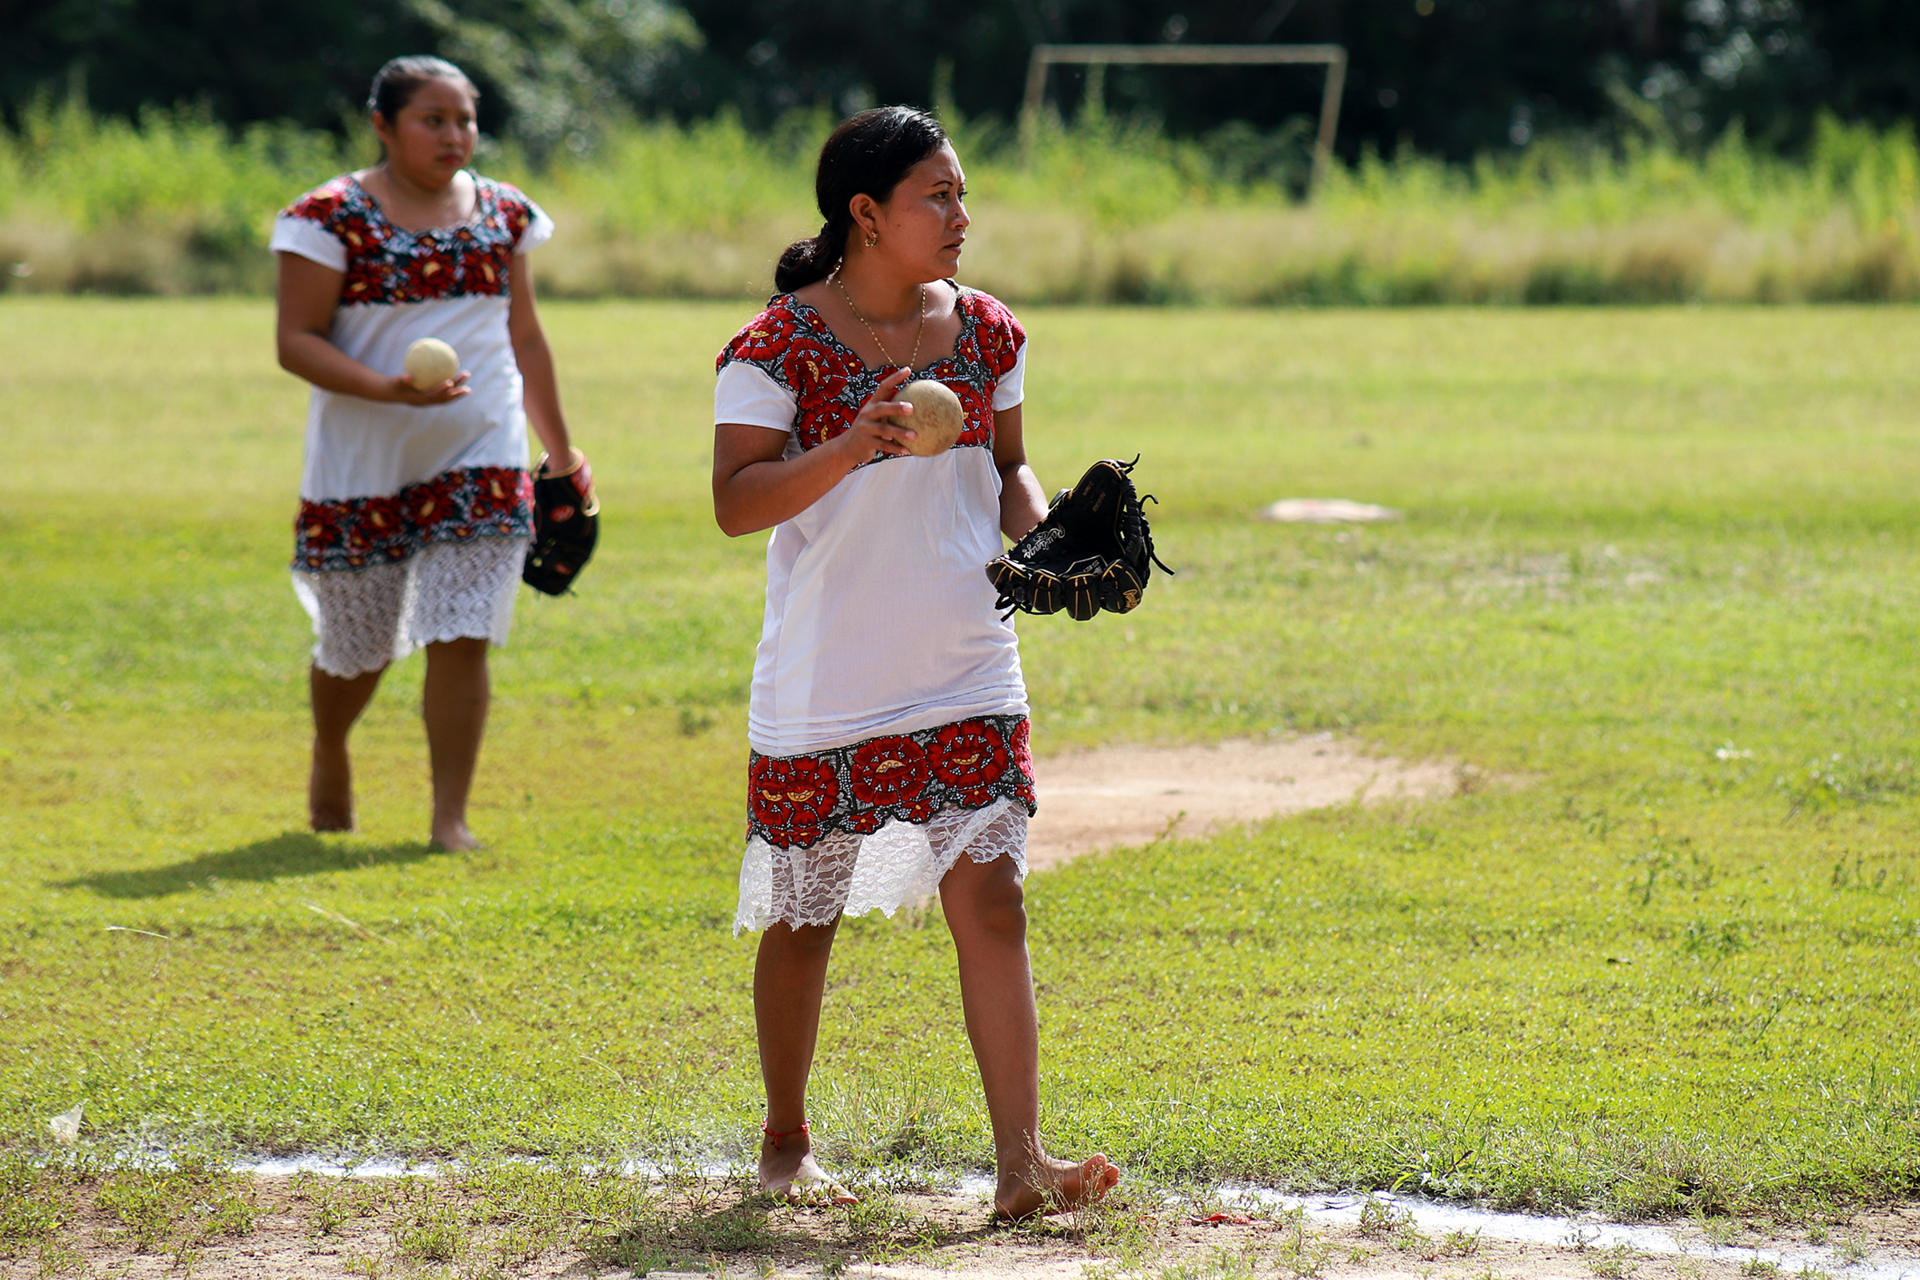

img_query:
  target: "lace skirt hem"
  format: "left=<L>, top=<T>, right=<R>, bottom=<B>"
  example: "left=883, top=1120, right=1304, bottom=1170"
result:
left=733, top=797, right=1028, bottom=934
left=293, top=536, right=526, bottom=678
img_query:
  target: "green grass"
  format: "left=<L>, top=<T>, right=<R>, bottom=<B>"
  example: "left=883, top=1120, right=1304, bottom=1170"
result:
left=1, top=299, right=1916, bottom=1222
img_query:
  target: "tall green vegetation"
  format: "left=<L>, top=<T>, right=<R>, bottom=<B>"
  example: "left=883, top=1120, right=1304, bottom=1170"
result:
left=1, top=100, right=1915, bottom=303
left=0, top=98, right=348, bottom=295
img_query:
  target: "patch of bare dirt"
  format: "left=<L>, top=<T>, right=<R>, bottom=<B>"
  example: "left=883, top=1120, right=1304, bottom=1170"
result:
left=9, top=1178, right=1915, bottom=1280
left=1028, top=733, right=1464, bottom=872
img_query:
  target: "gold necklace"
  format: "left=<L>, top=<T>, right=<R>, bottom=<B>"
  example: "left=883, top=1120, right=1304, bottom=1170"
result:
left=833, top=273, right=926, bottom=373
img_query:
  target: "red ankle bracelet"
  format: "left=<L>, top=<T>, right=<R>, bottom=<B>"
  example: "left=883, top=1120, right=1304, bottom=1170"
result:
left=762, top=1120, right=809, bottom=1149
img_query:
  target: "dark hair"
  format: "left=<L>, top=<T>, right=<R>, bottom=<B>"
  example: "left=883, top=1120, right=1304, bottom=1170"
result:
left=774, top=106, right=950, bottom=294
left=366, top=55, right=478, bottom=123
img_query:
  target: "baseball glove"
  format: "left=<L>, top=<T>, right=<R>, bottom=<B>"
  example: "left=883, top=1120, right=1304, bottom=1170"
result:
left=986, top=455, right=1172, bottom=621
left=522, top=451, right=600, bottom=596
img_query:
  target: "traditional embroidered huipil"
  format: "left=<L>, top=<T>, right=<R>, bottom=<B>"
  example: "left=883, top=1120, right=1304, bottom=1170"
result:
left=270, top=174, right=551, bottom=675
left=715, top=286, right=1040, bottom=932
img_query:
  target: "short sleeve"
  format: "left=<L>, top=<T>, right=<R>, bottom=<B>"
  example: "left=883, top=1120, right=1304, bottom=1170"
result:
left=963, top=288, right=1028, bottom=412
left=269, top=214, right=348, bottom=271
left=515, top=200, right=555, bottom=255
left=506, top=195, right=552, bottom=255
left=716, top=361, right=798, bottom=431
left=992, top=339, right=1027, bottom=411
left=482, top=179, right=554, bottom=256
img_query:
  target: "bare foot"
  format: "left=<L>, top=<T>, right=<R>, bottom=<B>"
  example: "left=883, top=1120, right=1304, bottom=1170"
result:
left=428, top=820, right=482, bottom=852
left=759, top=1133, right=858, bottom=1206
left=309, top=749, right=355, bottom=832
left=993, top=1153, right=1120, bottom=1220
left=311, top=806, right=356, bottom=833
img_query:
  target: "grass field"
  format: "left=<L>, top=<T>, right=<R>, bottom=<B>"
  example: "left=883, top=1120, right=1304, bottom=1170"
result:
left=1, top=299, right=1916, bottom=1239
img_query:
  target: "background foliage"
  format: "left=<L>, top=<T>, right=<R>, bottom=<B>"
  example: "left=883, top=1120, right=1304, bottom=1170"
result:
left=3, top=1, right=1916, bottom=304
left=1, top=98, right=1915, bottom=304
left=5, top=1, right=1917, bottom=166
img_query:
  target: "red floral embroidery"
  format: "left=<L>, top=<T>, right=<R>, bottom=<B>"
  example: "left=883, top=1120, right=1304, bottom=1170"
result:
left=781, top=346, right=837, bottom=401
left=930, top=720, right=1009, bottom=789
left=750, top=755, right=842, bottom=848
left=300, top=509, right=342, bottom=550
left=337, top=495, right=405, bottom=562
left=280, top=175, right=538, bottom=308
left=729, top=313, right=800, bottom=363
left=971, top=292, right=1027, bottom=379
left=746, top=715, right=1035, bottom=850
left=849, top=736, right=930, bottom=806
left=411, top=480, right=449, bottom=527
left=717, top=289, right=1021, bottom=464
left=294, top=466, right=532, bottom=572
left=1011, top=718, right=1034, bottom=784
left=469, top=470, right=520, bottom=520
left=952, top=381, right=994, bottom=449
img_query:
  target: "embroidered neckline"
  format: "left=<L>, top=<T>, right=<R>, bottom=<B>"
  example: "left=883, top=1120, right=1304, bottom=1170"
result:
left=343, top=173, right=492, bottom=241
left=785, top=281, right=977, bottom=381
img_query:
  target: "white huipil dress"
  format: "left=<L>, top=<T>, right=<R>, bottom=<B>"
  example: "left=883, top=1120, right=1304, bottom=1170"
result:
left=270, top=172, right=553, bottom=677
left=715, top=285, right=1038, bottom=933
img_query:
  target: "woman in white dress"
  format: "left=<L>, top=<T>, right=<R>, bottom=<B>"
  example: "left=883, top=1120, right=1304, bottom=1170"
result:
left=712, top=106, right=1120, bottom=1218
left=272, top=56, right=583, bottom=850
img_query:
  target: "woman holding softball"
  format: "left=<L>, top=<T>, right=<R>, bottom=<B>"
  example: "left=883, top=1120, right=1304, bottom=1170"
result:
left=272, top=54, right=584, bottom=850
left=712, top=105, right=1120, bottom=1217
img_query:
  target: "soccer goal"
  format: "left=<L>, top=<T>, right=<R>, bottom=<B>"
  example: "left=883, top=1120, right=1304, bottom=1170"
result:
left=1020, top=43, right=1349, bottom=194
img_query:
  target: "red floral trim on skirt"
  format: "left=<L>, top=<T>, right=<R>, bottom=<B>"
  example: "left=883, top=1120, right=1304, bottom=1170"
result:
left=293, top=466, right=533, bottom=572
left=748, top=715, right=1036, bottom=851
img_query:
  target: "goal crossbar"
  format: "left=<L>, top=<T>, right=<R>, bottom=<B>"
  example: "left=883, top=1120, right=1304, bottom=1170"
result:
left=1020, top=43, right=1348, bottom=193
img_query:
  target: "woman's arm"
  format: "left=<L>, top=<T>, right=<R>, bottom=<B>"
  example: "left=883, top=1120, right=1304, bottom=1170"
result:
left=990, top=403, right=1048, bottom=541
left=712, top=367, right=915, bottom=537
left=507, top=253, right=576, bottom=469
left=273, top=252, right=469, bottom=406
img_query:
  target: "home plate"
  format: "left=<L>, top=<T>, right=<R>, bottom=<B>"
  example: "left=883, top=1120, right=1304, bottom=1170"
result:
left=1258, top=498, right=1401, bottom=523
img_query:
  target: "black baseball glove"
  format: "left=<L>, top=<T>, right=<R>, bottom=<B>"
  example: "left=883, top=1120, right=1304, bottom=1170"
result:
left=986, top=455, right=1172, bottom=620
left=522, top=451, right=600, bottom=596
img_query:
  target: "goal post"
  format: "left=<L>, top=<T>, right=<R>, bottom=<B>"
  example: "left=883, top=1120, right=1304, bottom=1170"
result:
left=1019, top=43, right=1349, bottom=195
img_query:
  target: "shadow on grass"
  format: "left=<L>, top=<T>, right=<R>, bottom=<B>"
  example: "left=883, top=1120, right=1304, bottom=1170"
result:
left=583, top=1191, right=1000, bottom=1275
left=54, top=832, right=441, bottom=898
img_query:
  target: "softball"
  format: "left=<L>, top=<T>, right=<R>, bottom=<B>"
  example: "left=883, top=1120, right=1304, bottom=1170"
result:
left=896, top=379, right=965, bottom=456
left=404, top=337, right=460, bottom=389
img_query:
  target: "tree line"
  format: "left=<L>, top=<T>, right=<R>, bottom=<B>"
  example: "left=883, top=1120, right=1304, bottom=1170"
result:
left=5, top=0, right=1914, bottom=164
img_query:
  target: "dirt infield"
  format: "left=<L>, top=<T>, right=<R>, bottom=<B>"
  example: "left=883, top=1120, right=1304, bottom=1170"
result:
left=1027, top=732, right=1464, bottom=871
left=9, top=1176, right=1914, bottom=1280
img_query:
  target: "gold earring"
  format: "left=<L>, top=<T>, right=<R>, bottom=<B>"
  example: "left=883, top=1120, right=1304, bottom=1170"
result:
left=864, top=231, right=878, bottom=248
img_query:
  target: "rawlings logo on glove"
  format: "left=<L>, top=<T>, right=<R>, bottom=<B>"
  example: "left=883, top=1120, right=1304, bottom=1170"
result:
left=985, top=456, right=1171, bottom=621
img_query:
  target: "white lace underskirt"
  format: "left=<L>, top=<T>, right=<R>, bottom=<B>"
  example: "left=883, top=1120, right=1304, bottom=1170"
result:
left=293, top=536, right=527, bottom=678
left=734, top=797, right=1029, bottom=934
